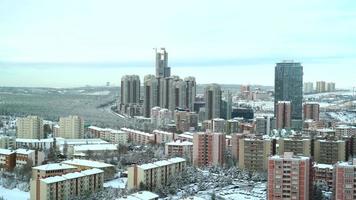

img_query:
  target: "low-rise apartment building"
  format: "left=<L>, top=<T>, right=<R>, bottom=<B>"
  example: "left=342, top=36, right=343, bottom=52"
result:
left=0, top=149, right=16, bottom=171
left=121, top=128, right=155, bottom=144
left=62, top=159, right=115, bottom=180
left=128, top=157, right=186, bottom=191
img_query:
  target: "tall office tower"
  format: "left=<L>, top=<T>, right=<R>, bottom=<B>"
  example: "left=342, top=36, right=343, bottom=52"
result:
left=303, top=82, right=314, bottom=94
left=193, top=131, right=225, bottom=167
left=143, top=75, right=159, bottom=117
left=17, top=116, right=44, bottom=139
left=316, top=81, right=326, bottom=93
left=120, top=75, right=140, bottom=105
left=268, top=152, right=312, bottom=200
left=226, top=91, right=232, bottom=120
left=155, top=48, right=170, bottom=78
left=59, top=115, right=84, bottom=139
left=334, top=159, right=356, bottom=200
left=276, top=101, right=292, bottom=129
left=183, top=76, right=196, bottom=111
left=204, top=84, right=222, bottom=120
left=239, top=137, right=274, bottom=171
left=159, top=76, right=176, bottom=110
left=120, top=75, right=141, bottom=117
left=326, top=82, right=336, bottom=92
left=303, top=102, right=320, bottom=121
left=172, top=78, right=186, bottom=110
left=274, top=61, right=303, bottom=120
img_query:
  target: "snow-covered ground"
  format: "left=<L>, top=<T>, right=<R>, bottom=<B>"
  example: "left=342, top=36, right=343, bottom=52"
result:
left=0, top=185, right=29, bottom=200
left=104, top=177, right=127, bottom=189
left=104, top=172, right=127, bottom=189
left=165, top=180, right=267, bottom=200
left=326, top=112, right=356, bottom=123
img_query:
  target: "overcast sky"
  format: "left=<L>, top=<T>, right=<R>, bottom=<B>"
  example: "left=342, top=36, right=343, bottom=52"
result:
left=0, top=0, right=355, bottom=88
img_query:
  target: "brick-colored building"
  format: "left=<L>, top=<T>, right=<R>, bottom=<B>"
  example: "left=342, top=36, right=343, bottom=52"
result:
left=193, top=132, right=225, bottom=167
left=268, top=152, right=312, bottom=200
left=0, top=149, right=16, bottom=171
left=276, top=101, right=291, bottom=129
left=333, top=159, right=356, bottom=200
left=15, top=149, right=45, bottom=167
left=303, top=102, right=320, bottom=121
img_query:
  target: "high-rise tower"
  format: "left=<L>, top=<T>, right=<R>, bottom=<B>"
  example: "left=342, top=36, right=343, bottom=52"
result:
left=274, top=61, right=303, bottom=120
left=155, top=48, right=171, bottom=78
left=204, top=84, right=222, bottom=120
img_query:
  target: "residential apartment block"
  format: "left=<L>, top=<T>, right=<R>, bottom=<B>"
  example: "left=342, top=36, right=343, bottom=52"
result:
left=333, top=159, right=356, bottom=200
left=277, top=137, right=311, bottom=157
left=314, top=139, right=346, bottom=164
left=127, top=157, right=186, bottom=191
left=0, top=149, right=16, bottom=171
left=17, top=116, right=44, bottom=139
left=193, top=132, right=225, bottom=167
left=268, top=152, right=312, bottom=200
left=165, top=140, right=193, bottom=161
left=239, top=137, right=275, bottom=171
left=88, top=126, right=128, bottom=144
left=59, top=115, right=84, bottom=139
left=121, top=128, right=155, bottom=144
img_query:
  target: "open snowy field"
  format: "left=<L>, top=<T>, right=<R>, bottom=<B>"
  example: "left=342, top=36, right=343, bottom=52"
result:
left=0, top=185, right=29, bottom=200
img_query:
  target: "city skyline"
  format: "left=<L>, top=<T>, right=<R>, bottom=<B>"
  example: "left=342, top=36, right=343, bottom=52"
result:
left=0, top=0, right=356, bottom=88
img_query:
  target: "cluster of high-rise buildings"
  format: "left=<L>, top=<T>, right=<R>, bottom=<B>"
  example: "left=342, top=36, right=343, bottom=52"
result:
left=304, top=81, right=336, bottom=94
left=16, top=115, right=84, bottom=140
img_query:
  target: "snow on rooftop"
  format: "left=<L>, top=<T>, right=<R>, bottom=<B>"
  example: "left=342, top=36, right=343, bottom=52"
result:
left=138, top=157, right=186, bottom=170
left=62, top=159, right=114, bottom=168
left=56, top=138, right=109, bottom=145
left=74, top=144, right=117, bottom=152
left=154, top=160, right=171, bottom=167
left=62, top=172, right=86, bottom=179
left=121, top=128, right=154, bottom=137
left=314, top=163, right=333, bottom=169
left=41, top=168, right=103, bottom=184
left=117, top=191, right=159, bottom=200
left=131, top=191, right=159, bottom=200
left=15, top=148, right=35, bottom=155
left=80, top=168, right=104, bottom=176
left=16, top=138, right=54, bottom=143
left=41, top=176, right=67, bottom=184
left=33, top=163, right=77, bottom=171
left=153, top=130, right=173, bottom=135
left=0, top=148, right=15, bottom=155
left=139, top=163, right=158, bottom=170
left=167, top=157, right=186, bottom=163
left=166, top=140, right=193, bottom=146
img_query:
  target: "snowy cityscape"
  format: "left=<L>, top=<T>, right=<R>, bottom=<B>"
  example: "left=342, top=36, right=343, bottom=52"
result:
left=1, top=1, right=356, bottom=200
